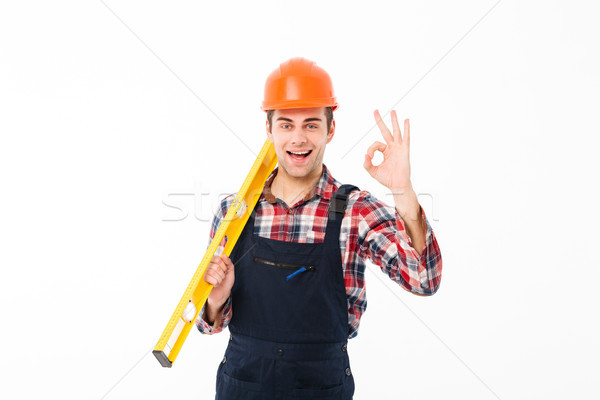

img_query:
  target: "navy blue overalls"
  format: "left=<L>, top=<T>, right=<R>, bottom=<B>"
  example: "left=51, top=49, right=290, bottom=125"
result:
left=215, top=184, right=359, bottom=400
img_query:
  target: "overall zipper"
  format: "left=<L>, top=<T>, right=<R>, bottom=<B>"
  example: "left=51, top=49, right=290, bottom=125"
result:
left=253, top=257, right=316, bottom=280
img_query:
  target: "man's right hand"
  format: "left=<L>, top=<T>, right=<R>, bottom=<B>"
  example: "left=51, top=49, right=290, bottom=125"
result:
left=203, top=254, right=235, bottom=322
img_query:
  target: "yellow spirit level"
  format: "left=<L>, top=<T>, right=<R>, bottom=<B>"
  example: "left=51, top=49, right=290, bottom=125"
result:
left=153, top=139, right=277, bottom=367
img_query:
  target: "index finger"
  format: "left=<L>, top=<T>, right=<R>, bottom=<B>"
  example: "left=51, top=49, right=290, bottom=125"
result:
left=220, top=254, right=233, bottom=266
left=210, top=256, right=228, bottom=273
left=374, top=110, right=394, bottom=145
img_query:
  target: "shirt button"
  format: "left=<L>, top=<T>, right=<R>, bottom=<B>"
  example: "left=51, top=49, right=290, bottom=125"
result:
left=341, top=344, right=347, bottom=352
left=345, top=367, right=352, bottom=376
left=222, top=356, right=227, bottom=364
left=277, top=349, right=284, bottom=356
left=287, top=209, right=293, bottom=214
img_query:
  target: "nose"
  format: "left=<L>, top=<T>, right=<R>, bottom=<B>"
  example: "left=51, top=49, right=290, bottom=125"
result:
left=290, top=127, right=307, bottom=145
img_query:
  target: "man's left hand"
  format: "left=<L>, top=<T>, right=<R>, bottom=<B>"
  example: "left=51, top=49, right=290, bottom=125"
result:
left=363, top=109, right=413, bottom=193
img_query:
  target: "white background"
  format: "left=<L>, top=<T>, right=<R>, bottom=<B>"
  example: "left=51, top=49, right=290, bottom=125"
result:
left=1, top=1, right=599, bottom=399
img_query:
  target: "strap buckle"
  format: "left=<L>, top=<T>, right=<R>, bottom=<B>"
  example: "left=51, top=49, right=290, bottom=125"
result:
left=328, top=196, right=348, bottom=214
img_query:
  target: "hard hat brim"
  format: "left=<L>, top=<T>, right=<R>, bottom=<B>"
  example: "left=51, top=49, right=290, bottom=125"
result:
left=261, top=99, right=338, bottom=112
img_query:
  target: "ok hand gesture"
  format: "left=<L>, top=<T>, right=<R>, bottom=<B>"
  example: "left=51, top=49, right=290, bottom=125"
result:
left=363, top=110, right=413, bottom=193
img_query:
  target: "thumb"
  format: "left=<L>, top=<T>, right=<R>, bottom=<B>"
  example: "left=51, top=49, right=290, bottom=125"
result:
left=224, top=257, right=235, bottom=275
left=222, top=255, right=234, bottom=271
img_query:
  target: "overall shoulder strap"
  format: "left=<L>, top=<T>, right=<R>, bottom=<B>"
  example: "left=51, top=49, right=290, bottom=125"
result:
left=324, top=184, right=360, bottom=242
left=328, top=184, right=360, bottom=217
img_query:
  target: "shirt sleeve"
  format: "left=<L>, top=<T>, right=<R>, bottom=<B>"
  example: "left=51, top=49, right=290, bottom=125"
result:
left=353, top=191, right=443, bottom=295
left=195, top=194, right=235, bottom=334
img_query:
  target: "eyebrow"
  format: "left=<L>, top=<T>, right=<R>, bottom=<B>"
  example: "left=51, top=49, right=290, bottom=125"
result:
left=275, top=117, right=322, bottom=123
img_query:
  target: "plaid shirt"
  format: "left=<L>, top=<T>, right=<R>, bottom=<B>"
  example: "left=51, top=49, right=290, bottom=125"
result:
left=196, top=164, right=442, bottom=339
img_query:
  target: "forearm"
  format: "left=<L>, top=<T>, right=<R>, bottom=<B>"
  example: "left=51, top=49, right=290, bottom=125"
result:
left=353, top=190, right=442, bottom=296
left=197, top=296, right=232, bottom=334
left=205, top=296, right=227, bottom=324
left=391, top=186, right=426, bottom=256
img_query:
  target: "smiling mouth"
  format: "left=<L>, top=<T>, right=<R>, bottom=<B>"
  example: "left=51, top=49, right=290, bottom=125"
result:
left=286, top=150, right=312, bottom=160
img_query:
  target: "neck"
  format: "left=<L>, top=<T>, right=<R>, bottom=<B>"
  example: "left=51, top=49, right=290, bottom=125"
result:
left=272, top=164, right=323, bottom=207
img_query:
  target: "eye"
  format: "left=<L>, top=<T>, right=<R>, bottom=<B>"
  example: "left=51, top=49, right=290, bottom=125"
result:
left=307, top=124, right=318, bottom=129
left=282, top=124, right=291, bottom=129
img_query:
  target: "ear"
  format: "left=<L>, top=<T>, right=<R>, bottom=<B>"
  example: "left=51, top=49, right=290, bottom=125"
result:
left=326, top=119, right=335, bottom=144
left=266, top=118, right=273, bottom=142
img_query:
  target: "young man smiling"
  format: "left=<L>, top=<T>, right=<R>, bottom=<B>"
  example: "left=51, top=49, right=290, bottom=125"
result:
left=265, top=107, right=334, bottom=207
left=197, top=57, right=443, bottom=399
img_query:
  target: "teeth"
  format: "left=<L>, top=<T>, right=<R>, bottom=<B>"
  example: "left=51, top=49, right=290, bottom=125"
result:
left=290, top=151, right=309, bottom=155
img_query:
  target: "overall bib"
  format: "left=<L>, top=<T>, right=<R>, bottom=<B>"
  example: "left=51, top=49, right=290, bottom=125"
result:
left=215, top=185, right=359, bottom=400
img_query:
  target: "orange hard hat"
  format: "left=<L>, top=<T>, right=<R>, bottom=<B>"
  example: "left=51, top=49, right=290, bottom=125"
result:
left=261, top=57, right=338, bottom=111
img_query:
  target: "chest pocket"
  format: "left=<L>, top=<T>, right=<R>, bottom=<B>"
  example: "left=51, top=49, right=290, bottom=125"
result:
left=306, top=229, right=325, bottom=243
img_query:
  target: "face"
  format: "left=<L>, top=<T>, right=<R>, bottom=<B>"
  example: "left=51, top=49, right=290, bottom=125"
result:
left=266, top=107, right=335, bottom=181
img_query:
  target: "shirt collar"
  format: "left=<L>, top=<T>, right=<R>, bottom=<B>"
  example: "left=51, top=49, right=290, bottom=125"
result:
left=262, top=164, right=336, bottom=204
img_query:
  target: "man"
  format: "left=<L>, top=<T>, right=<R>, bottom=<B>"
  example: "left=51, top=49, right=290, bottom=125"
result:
left=196, top=57, right=442, bottom=399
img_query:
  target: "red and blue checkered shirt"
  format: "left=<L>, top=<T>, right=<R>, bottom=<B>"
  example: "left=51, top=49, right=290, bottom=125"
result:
left=196, top=164, right=442, bottom=339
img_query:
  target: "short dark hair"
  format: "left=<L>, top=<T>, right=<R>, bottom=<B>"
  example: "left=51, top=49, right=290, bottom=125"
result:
left=266, top=107, right=334, bottom=133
